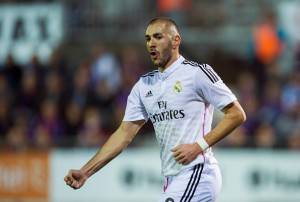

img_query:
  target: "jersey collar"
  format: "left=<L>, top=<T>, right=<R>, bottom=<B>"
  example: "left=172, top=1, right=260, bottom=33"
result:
left=159, top=55, right=185, bottom=80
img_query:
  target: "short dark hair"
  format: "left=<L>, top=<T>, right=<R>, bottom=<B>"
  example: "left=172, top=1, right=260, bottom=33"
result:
left=147, top=17, right=180, bottom=33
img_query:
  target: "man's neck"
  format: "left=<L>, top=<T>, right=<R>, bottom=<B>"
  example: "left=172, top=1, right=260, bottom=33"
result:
left=159, top=53, right=180, bottom=72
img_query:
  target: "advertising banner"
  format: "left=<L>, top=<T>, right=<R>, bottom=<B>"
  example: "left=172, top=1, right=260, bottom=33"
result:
left=0, top=148, right=299, bottom=202
left=50, top=149, right=162, bottom=202
left=0, top=4, right=63, bottom=64
left=0, top=152, right=49, bottom=200
left=51, top=148, right=300, bottom=202
left=217, top=150, right=300, bottom=202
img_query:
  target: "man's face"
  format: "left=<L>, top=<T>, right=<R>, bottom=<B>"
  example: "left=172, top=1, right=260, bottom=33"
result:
left=145, top=22, right=173, bottom=68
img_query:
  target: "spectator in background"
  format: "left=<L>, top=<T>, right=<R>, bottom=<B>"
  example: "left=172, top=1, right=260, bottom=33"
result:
left=287, top=127, right=300, bottom=150
left=47, top=47, right=69, bottom=79
left=63, top=100, right=83, bottom=143
left=286, top=94, right=300, bottom=149
left=276, top=68, right=300, bottom=145
left=235, top=71, right=258, bottom=104
left=275, top=110, right=299, bottom=147
left=0, top=75, right=13, bottom=140
left=252, top=11, right=285, bottom=65
left=43, top=71, right=66, bottom=113
left=32, top=99, right=64, bottom=148
left=0, top=98, right=13, bottom=142
left=235, top=71, right=259, bottom=138
left=77, top=106, right=107, bottom=147
left=250, top=9, right=286, bottom=96
left=90, top=44, right=121, bottom=96
left=89, top=44, right=121, bottom=131
left=17, top=70, right=40, bottom=113
left=294, top=43, right=300, bottom=69
left=281, top=68, right=300, bottom=113
left=220, top=126, right=248, bottom=148
left=119, top=46, right=147, bottom=95
left=254, top=122, right=276, bottom=148
left=68, top=60, right=92, bottom=108
left=33, top=125, right=53, bottom=150
left=46, top=47, right=71, bottom=105
left=157, top=0, right=192, bottom=26
left=25, top=55, right=45, bottom=87
left=258, top=77, right=282, bottom=125
left=5, top=124, right=28, bottom=152
left=5, top=110, right=30, bottom=152
left=1, top=54, right=23, bottom=94
left=89, top=79, right=116, bottom=131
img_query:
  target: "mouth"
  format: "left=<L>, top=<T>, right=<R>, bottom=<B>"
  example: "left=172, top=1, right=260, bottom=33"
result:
left=150, top=50, right=159, bottom=59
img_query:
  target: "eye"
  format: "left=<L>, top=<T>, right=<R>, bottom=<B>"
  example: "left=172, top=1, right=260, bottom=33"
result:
left=154, top=34, right=163, bottom=40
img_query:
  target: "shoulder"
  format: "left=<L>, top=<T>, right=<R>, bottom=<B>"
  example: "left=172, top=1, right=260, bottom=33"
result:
left=140, top=70, right=159, bottom=85
left=181, top=59, right=207, bottom=70
left=141, top=69, right=159, bottom=78
left=181, top=59, right=220, bottom=83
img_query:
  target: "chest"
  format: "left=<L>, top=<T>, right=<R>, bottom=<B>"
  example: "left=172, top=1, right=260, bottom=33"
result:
left=141, top=75, right=195, bottom=114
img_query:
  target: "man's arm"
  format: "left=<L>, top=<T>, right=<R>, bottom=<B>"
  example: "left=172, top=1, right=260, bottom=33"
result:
left=203, top=100, right=246, bottom=147
left=64, top=120, right=145, bottom=189
left=172, top=101, right=246, bottom=165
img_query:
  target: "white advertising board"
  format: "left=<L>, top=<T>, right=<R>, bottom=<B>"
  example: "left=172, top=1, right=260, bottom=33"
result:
left=50, top=148, right=162, bottom=202
left=0, top=4, right=63, bottom=64
left=217, top=149, right=300, bottom=202
left=50, top=148, right=300, bottom=202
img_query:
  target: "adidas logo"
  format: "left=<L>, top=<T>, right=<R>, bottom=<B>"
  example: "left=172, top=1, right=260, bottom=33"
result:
left=145, top=90, right=153, bottom=97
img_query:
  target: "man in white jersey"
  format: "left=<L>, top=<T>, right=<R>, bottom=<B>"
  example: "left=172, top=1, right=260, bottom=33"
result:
left=64, top=17, right=246, bottom=202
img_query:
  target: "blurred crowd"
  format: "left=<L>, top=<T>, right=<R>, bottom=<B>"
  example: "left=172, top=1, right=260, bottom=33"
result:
left=0, top=45, right=153, bottom=151
left=0, top=39, right=299, bottom=151
left=220, top=11, right=300, bottom=150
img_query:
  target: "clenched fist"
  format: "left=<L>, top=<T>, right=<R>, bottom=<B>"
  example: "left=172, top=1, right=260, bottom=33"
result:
left=64, top=169, right=88, bottom=189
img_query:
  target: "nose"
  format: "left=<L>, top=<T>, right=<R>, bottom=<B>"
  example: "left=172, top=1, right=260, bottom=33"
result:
left=148, top=38, right=156, bottom=48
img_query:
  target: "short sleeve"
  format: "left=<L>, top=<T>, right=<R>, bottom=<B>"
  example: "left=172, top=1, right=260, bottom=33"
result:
left=194, top=64, right=237, bottom=110
left=123, top=80, right=148, bottom=122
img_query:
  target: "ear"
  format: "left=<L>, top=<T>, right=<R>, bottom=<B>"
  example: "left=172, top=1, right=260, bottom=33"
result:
left=173, top=35, right=181, bottom=49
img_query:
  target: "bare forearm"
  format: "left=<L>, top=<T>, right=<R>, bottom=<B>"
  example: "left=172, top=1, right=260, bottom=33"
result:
left=79, top=121, right=144, bottom=178
left=80, top=131, right=127, bottom=177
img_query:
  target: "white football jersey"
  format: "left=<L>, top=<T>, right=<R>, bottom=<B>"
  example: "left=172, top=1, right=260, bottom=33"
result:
left=123, top=56, right=237, bottom=176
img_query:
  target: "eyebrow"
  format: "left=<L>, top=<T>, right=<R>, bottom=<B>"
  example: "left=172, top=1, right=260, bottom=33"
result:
left=145, top=32, right=163, bottom=38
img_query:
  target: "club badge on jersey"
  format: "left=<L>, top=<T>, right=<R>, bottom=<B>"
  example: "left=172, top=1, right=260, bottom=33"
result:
left=173, top=81, right=182, bottom=93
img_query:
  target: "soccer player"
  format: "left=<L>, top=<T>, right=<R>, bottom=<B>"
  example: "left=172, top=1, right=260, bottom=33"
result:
left=64, top=17, right=246, bottom=202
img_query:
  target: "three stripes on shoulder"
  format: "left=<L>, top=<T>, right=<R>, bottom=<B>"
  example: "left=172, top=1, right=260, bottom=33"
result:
left=182, top=60, right=219, bottom=83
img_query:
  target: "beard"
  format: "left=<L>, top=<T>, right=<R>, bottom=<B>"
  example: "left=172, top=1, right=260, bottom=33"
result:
left=153, top=43, right=173, bottom=68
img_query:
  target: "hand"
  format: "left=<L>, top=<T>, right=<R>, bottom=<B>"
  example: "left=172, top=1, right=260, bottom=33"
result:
left=171, top=143, right=202, bottom=165
left=64, top=169, right=88, bottom=189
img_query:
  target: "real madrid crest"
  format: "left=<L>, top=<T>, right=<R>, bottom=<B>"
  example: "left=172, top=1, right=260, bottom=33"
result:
left=173, top=81, right=182, bottom=93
